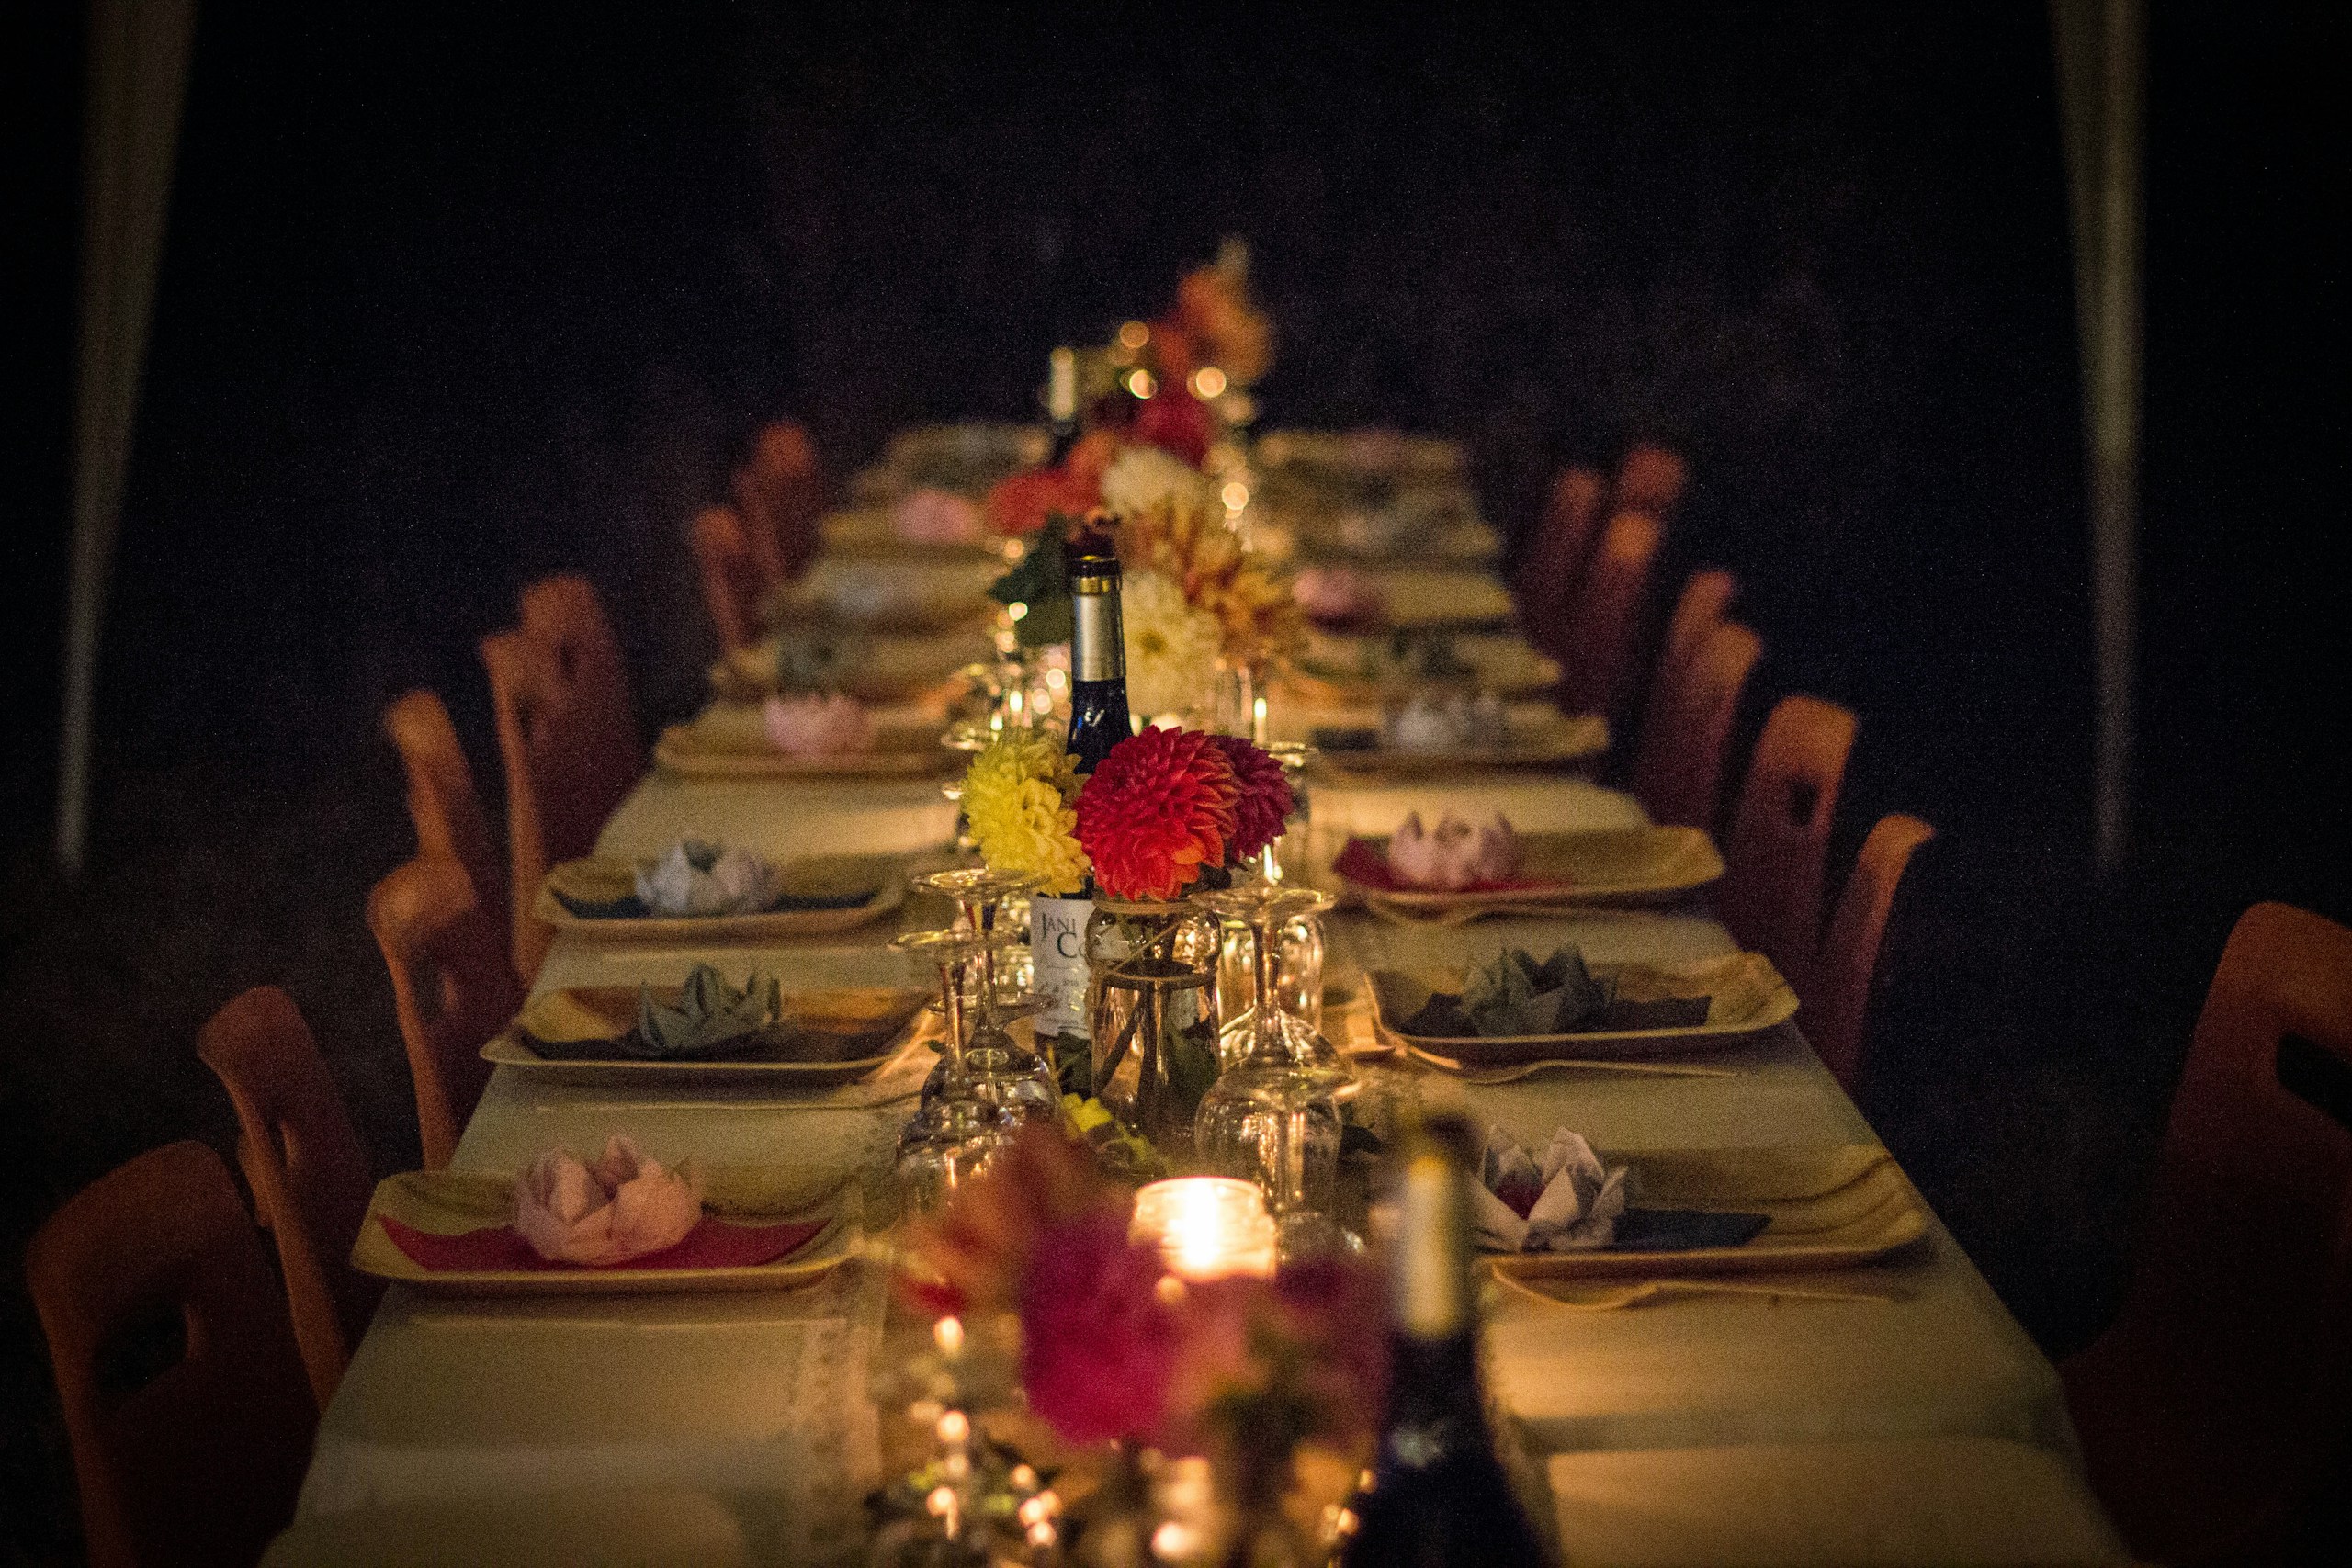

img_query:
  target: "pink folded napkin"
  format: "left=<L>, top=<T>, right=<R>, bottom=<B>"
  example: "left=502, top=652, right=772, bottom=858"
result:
left=517, top=1136, right=702, bottom=1264
left=763, top=693, right=876, bottom=756
left=891, top=487, right=986, bottom=546
left=1475, top=1126, right=1628, bottom=1252
left=1334, top=832, right=1556, bottom=896
left=1385, top=810, right=1522, bottom=890
left=1294, top=565, right=1386, bottom=626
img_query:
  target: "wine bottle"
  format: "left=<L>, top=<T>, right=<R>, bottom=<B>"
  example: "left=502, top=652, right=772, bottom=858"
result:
left=1061, top=524, right=1133, bottom=774
left=1343, top=1114, right=1553, bottom=1568
left=1045, top=345, right=1080, bottom=463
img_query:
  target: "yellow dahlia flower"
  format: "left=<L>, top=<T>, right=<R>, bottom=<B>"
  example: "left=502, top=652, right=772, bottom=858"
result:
left=961, top=733, right=1091, bottom=894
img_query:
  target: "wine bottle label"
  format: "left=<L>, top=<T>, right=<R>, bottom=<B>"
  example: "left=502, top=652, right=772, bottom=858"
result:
left=1029, top=895, right=1095, bottom=1041
left=1396, top=1154, right=1468, bottom=1339
left=1071, top=592, right=1125, bottom=682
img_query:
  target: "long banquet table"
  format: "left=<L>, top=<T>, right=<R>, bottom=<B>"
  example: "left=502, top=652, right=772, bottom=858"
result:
left=273, top=447, right=2127, bottom=1565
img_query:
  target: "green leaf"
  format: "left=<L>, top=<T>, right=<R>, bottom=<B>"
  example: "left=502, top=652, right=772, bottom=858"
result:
left=989, top=513, right=1076, bottom=649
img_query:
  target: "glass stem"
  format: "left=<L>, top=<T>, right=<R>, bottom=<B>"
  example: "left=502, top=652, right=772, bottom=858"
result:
left=1250, top=913, right=1281, bottom=1057
left=938, top=958, right=967, bottom=1070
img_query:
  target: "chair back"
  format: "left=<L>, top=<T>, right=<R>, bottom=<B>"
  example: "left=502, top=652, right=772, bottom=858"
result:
left=1634, top=615, right=1762, bottom=832
left=1717, top=694, right=1856, bottom=992
left=1614, top=441, right=1689, bottom=519
left=368, top=856, right=518, bottom=1168
left=381, top=690, right=506, bottom=949
left=482, top=605, right=637, bottom=975
left=27, top=1141, right=317, bottom=1568
left=1555, top=508, right=1665, bottom=726
left=688, top=502, right=769, bottom=653
left=1807, top=814, right=1935, bottom=1088
left=1513, top=464, right=1607, bottom=627
left=731, top=419, right=823, bottom=581
left=1657, top=567, right=1739, bottom=682
left=2067, top=903, right=2352, bottom=1559
left=196, top=987, right=381, bottom=1409
left=515, top=573, right=642, bottom=781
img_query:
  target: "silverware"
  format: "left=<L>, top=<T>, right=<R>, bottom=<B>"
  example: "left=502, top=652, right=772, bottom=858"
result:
left=1402, top=1042, right=1738, bottom=1081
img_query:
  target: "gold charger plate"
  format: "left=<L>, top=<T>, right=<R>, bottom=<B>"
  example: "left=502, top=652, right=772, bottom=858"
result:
left=350, top=1165, right=854, bottom=1294
left=1340, top=826, right=1725, bottom=915
left=534, top=854, right=908, bottom=941
left=770, top=554, right=1006, bottom=632
left=707, top=626, right=992, bottom=705
left=1368, top=951, right=1797, bottom=1063
left=1485, top=1145, right=1928, bottom=1280
left=482, top=982, right=931, bottom=1082
left=1312, top=714, right=1610, bottom=778
left=1289, top=629, right=1563, bottom=705
left=653, top=716, right=955, bottom=780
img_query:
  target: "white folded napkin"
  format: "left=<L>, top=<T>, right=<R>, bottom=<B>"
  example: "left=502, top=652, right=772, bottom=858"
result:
left=635, top=839, right=782, bottom=917
left=1386, top=810, right=1521, bottom=889
left=1474, top=1126, right=1628, bottom=1252
left=512, top=1135, right=705, bottom=1264
left=763, top=693, right=876, bottom=757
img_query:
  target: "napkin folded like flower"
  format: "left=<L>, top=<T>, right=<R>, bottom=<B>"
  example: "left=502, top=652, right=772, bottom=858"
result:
left=1386, top=811, right=1521, bottom=890
left=512, top=1135, right=706, bottom=1265
left=763, top=693, right=876, bottom=757
left=1295, top=565, right=1386, bottom=626
left=1464, top=944, right=1611, bottom=1037
left=1475, top=1127, right=1628, bottom=1252
left=891, top=487, right=987, bottom=546
left=635, top=840, right=783, bottom=917
left=636, top=964, right=782, bottom=1058
left=1385, top=692, right=1510, bottom=753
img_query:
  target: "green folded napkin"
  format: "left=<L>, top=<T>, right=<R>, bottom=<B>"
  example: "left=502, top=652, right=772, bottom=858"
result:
left=1401, top=945, right=1714, bottom=1039
left=632, top=964, right=781, bottom=1059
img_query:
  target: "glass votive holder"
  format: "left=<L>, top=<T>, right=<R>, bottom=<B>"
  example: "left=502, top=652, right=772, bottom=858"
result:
left=1130, top=1177, right=1278, bottom=1282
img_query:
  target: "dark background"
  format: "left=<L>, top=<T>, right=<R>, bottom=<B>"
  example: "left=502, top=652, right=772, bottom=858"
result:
left=2, top=3, right=2344, bottom=1560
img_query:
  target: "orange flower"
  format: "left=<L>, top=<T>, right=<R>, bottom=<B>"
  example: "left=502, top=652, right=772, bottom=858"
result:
left=1207, top=735, right=1294, bottom=861
left=983, top=432, right=1120, bottom=537
left=1074, top=727, right=1241, bottom=900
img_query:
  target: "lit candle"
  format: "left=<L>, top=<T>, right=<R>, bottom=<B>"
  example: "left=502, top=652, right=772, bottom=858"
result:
left=1131, top=1177, right=1278, bottom=1281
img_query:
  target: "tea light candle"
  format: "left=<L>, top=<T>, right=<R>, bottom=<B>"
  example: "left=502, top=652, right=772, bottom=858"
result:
left=1131, top=1177, right=1279, bottom=1280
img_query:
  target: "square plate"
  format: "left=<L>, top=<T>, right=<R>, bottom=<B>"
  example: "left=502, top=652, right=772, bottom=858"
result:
left=1336, top=826, right=1724, bottom=915
left=534, top=854, right=908, bottom=942
left=653, top=713, right=956, bottom=780
left=1289, top=629, right=1564, bottom=704
left=482, top=983, right=931, bottom=1082
left=1367, top=951, right=1796, bottom=1062
left=350, top=1165, right=854, bottom=1294
left=1309, top=713, right=1609, bottom=778
left=1486, top=1146, right=1927, bottom=1280
left=707, top=626, right=991, bottom=705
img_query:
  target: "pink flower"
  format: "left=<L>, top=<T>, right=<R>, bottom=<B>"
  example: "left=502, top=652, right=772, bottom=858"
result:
left=763, top=693, right=875, bottom=756
left=890, top=487, right=985, bottom=546
left=1293, top=566, right=1385, bottom=627
left=1019, top=1209, right=1180, bottom=1445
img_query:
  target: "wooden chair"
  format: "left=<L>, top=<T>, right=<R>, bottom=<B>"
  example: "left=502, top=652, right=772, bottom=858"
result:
left=2064, top=902, right=2352, bottom=1562
left=731, top=418, right=823, bottom=581
left=1633, top=615, right=1762, bottom=832
left=1555, top=508, right=1665, bottom=728
left=1656, top=567, right=1739, bottom=683
left=1806, top=814, right=1935, bottom=1089
left=688, top=502, right=769, bottom=654
left=1613, top=440, right=1689, bottom=519
left=1513, top=464, right=1607, bottom=628
left=368, top=856, right=519, bottom=1169
left=483, top=586, right=639, bottom=975
left=1715, top=694, right=1857, bottom=995
left=381, top=689, right=506, bottom=955
left=196, top=987, right=382, bottom=1410
left=27, top=1141, right=317, bottom=1568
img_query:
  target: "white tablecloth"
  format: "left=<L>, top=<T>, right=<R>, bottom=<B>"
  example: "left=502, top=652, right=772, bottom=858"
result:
left=289, top=764, right=2123, bottom=1565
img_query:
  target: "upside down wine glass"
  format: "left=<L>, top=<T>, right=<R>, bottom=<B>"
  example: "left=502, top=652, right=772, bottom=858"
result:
left=891, top=927, right=1018, bottom=1213
left=910, top=867, right=1059, bottom=1115
left=1191, top=885, right=1357, bottom=1260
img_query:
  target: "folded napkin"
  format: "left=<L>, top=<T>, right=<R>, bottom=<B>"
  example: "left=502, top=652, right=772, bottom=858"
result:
left=1334, top=830, right=1550, bottom=897
left=891, top=486, right=986, bottom=546
left=1399, top=946, right=1714, bottom=1038
left=1389, top=811, right=1521, bottom=890
left=634, top=964, right=783, bottom=1058
left=1474, top=1126, right=1770, bottom=1255
left=1295, top=565, right=1386, bottom=626
left=774, top=626, right=872, bottom=694
left=1385, top=692, right=1510, bottom=753
left=513, top=1136, right=706, bottom=1265
left=763, top=693, right=876, bottom=757
left=635, top=840, right=783, bottom=917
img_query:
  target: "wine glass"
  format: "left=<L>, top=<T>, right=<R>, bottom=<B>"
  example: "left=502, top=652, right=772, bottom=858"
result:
left=911, top=868, right=1060, bottom=1115
left=891, top=926, right=1019, bottom=1213
left=1190, top=885, right=1357, bottom=1260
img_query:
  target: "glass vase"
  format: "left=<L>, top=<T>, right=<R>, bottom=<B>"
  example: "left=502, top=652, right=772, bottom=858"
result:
left=1086, top=900, right=1221, bottom=1151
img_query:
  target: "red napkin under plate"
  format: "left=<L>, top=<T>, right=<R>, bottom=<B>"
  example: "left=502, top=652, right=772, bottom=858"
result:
left=1332, top=836, right=1564, bottom=896
left=379, top=1213, right=829, bottom=1273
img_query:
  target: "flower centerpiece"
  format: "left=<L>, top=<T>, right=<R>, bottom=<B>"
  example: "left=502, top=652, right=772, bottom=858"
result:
left=903, top=1126, right=1385, bottom=1564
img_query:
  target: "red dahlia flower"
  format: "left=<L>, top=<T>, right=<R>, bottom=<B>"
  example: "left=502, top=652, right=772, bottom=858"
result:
left=1018, top=1208, right=1178, bottom=1444
left=1206, top=734, right=1294, bottom=862
left=1074, top=727, right=1241, bottom=900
